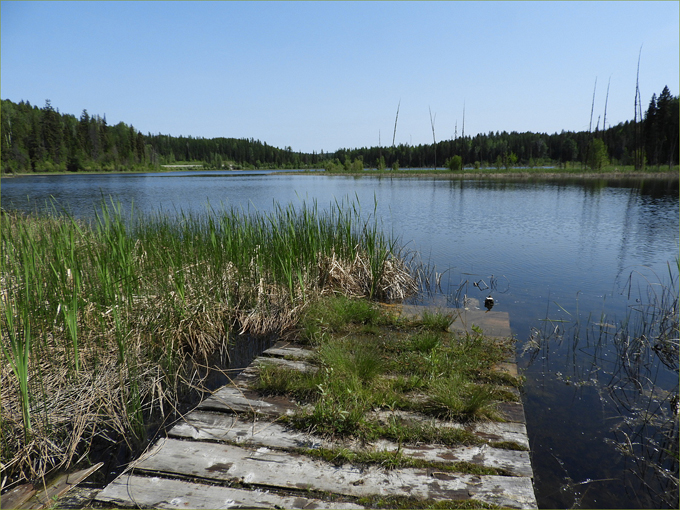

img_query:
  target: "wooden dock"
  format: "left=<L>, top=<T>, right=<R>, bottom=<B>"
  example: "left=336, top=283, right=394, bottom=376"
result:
left=95, top=303, right=537, bottom=509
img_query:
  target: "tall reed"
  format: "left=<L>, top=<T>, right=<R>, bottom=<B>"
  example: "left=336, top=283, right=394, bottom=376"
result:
left=1, top=196, right=417, bottom=488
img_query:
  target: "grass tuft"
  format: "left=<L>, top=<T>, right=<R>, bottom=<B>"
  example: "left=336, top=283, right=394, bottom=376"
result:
left=256, top=295, right=519, bottom=447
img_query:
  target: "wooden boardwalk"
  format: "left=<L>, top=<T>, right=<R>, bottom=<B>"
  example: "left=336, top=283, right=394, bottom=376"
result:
left=95, top=304, right=537, bottom=509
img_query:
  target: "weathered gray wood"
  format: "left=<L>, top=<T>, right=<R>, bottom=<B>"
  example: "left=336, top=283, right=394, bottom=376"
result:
left=197, top=386, right=298, bottom=417
left=169, top=411, right=323, bottom=449
left=495, top=361, right=519, bottom=377
left=231, top=364, right=260, bottom=388
left=0, top=484, right=36, bottom=510
left=262, top=345, right=315, bottom=360
left=497, top=401, right=527, bottom=423
left=399, top=304, right=512, bottom=338
left=3, top=462, right=104, bottom=510
left=229, top=356, right=316, bottom=389
left=369, top=409, right=530, bottom=449
left=197, top=389, right=529, bottom=448
left=254, top=356, right=317, bottom=373
left=169, top=411, right=533, bottom=477
left=128, top=438, right=536, bottom=509
left=372, top=440, right=533, bottom=478
left=96, top=473, right=364, bottom=509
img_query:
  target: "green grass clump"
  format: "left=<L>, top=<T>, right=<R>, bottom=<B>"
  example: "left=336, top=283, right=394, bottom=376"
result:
left=258, top=296, right=519, bottom=445
left=299, top=294, right=383, bottom=344
left=420, top=309, right=455, bottom=331
left=356, top=495, right=498, bottom=509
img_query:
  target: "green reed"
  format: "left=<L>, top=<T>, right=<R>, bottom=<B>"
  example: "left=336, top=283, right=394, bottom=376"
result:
left=1, top=196, right=415, bottom=485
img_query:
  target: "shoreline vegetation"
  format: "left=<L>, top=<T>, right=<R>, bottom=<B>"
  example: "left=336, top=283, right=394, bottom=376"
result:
left=0, top=198, right=424, bottom=492
left=2, top=164, right=678, bottom=180
left=2, top=86, right=677, bottom=176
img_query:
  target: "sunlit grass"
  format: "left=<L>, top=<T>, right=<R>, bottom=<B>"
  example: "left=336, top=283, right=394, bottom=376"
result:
left=256, top=295, right=519, bottom=444
left=0, top=197, right=417, bottom=487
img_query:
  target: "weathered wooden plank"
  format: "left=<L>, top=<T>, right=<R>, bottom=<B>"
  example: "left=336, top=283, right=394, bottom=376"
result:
left=197, top=386, right=299, bottom=417
left=373, top=441, right=533, bottom=478
left=96, top=473, right=364, bottom=509
left=197, top=388, right=530, bottom=448
left=169, top=411, right=533, bottom=477
left=254, top=356, right=317, bottom=373
left=399, top=305, right=512, bottom=338
left=370, top=410, right=530, bottom=449
left=495, top=361, right=519, bottom=377
left=497, top=401, right=527, bottom=423
left=128, top=438, right=537, bottom=509
left=1, top=483, right=37, bottom=510
left=169, top=411, right=323, bottom=449
left=4, top=463, right=104, bottom=510
left=231, top=364, right=260, bottom=388
left=262, top=345, right=315, bottom=360
left=229, top=356, right=316, bottom=389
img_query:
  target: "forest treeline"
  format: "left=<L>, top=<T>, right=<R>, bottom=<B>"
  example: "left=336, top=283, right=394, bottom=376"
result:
left=1, top=86, right=677, bottom=174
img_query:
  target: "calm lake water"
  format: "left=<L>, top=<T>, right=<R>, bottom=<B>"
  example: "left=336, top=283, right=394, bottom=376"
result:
left=2, top=170, right=678, bottom=508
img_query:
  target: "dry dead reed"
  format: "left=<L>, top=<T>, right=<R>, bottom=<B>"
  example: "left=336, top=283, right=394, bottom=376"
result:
left=1, top=199, right=418, bottom=491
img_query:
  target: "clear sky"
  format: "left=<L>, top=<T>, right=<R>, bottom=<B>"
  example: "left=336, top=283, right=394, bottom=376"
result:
left=2, top=1, right=678, bottom=154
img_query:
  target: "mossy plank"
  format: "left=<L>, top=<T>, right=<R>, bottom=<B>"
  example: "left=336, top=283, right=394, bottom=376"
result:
left=399, top=305, right=512, bottom=338
left=126, top=438, right=537, bottom=509
left=96, top=473, right=364, bottom=509
left=169, top=411, right=532, bottom=477
left=254, top=356, right=317, bottom=372
left=2, top=463, right=104, bottom=510
left=197, top=386, right=298, bottom=417
left=262, top=344, right=315, bottom=360
left=370, top=410, right=530, bottom=449
left=0, top=484, right=36, bottom=510
left=169, top=411, right=323, bottom=449
left=497, top=401, right=527, bottom=423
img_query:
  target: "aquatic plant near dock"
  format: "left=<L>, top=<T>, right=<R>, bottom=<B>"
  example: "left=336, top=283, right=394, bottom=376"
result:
left=523, top=262, right=679, bottom=508
left=0, top=197, right=417, bottom=489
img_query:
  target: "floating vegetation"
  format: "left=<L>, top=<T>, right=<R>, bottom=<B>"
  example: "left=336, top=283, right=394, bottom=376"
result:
left=523, top=262, right=679, bottom=508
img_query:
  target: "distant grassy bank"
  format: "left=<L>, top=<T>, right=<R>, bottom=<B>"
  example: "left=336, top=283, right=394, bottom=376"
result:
left=2, top=163, right=677, bottom=179
left=298, top=164, right=679, bottom=180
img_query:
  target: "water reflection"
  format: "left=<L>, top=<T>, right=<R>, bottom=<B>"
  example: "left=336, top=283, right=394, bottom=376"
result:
left=523, top=264, right=679, bottom=508
left=1, top=171, right=678, bottom=508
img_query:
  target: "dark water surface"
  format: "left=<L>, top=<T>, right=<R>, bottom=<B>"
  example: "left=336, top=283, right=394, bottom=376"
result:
left=2, top=170, right=678, bottom=508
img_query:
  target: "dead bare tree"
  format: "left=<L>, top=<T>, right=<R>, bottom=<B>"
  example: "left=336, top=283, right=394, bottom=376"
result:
left=392, top=100, right=400, bottom=147
left=584, top=77, right=597, bottom=169
left=634, top=45, right=644, bottom=170
left=602, top=76, right=611, bottom=136
left=589, top=77, right=598, bottom=133
left=429, top=106, right=437, bottom=170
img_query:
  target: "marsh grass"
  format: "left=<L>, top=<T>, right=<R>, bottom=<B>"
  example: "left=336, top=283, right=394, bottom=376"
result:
left=523, top=262, right=679, bottom=507
left=0, top=197, right=417, bottom=489
left=255, top=295, right=518, bottom=444
left=420, top=309, right=455, bottom=331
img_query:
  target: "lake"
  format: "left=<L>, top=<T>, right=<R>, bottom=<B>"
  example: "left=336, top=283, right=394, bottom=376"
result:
left=2, top=170, right=678, bottom=508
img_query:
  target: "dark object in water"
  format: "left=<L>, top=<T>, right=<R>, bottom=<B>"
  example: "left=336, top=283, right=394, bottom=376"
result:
left=484, top=296, right=494, bottom=311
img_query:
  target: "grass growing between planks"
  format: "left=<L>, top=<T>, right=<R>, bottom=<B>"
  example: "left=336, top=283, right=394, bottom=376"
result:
left=0, top=198, right=417, bottom=491
left=253, top=295, right=521, bottom=448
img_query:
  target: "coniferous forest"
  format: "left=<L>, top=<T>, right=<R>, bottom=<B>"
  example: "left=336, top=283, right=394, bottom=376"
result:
left=1, top=86, right=677, bottom=174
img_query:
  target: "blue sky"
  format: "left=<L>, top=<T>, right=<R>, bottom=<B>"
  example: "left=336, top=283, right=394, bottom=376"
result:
left=2, top=1, right=678, bottom=153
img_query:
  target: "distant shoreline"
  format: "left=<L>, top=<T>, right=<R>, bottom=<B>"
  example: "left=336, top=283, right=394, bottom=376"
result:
left=2, top=168, right=677, bottom=180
